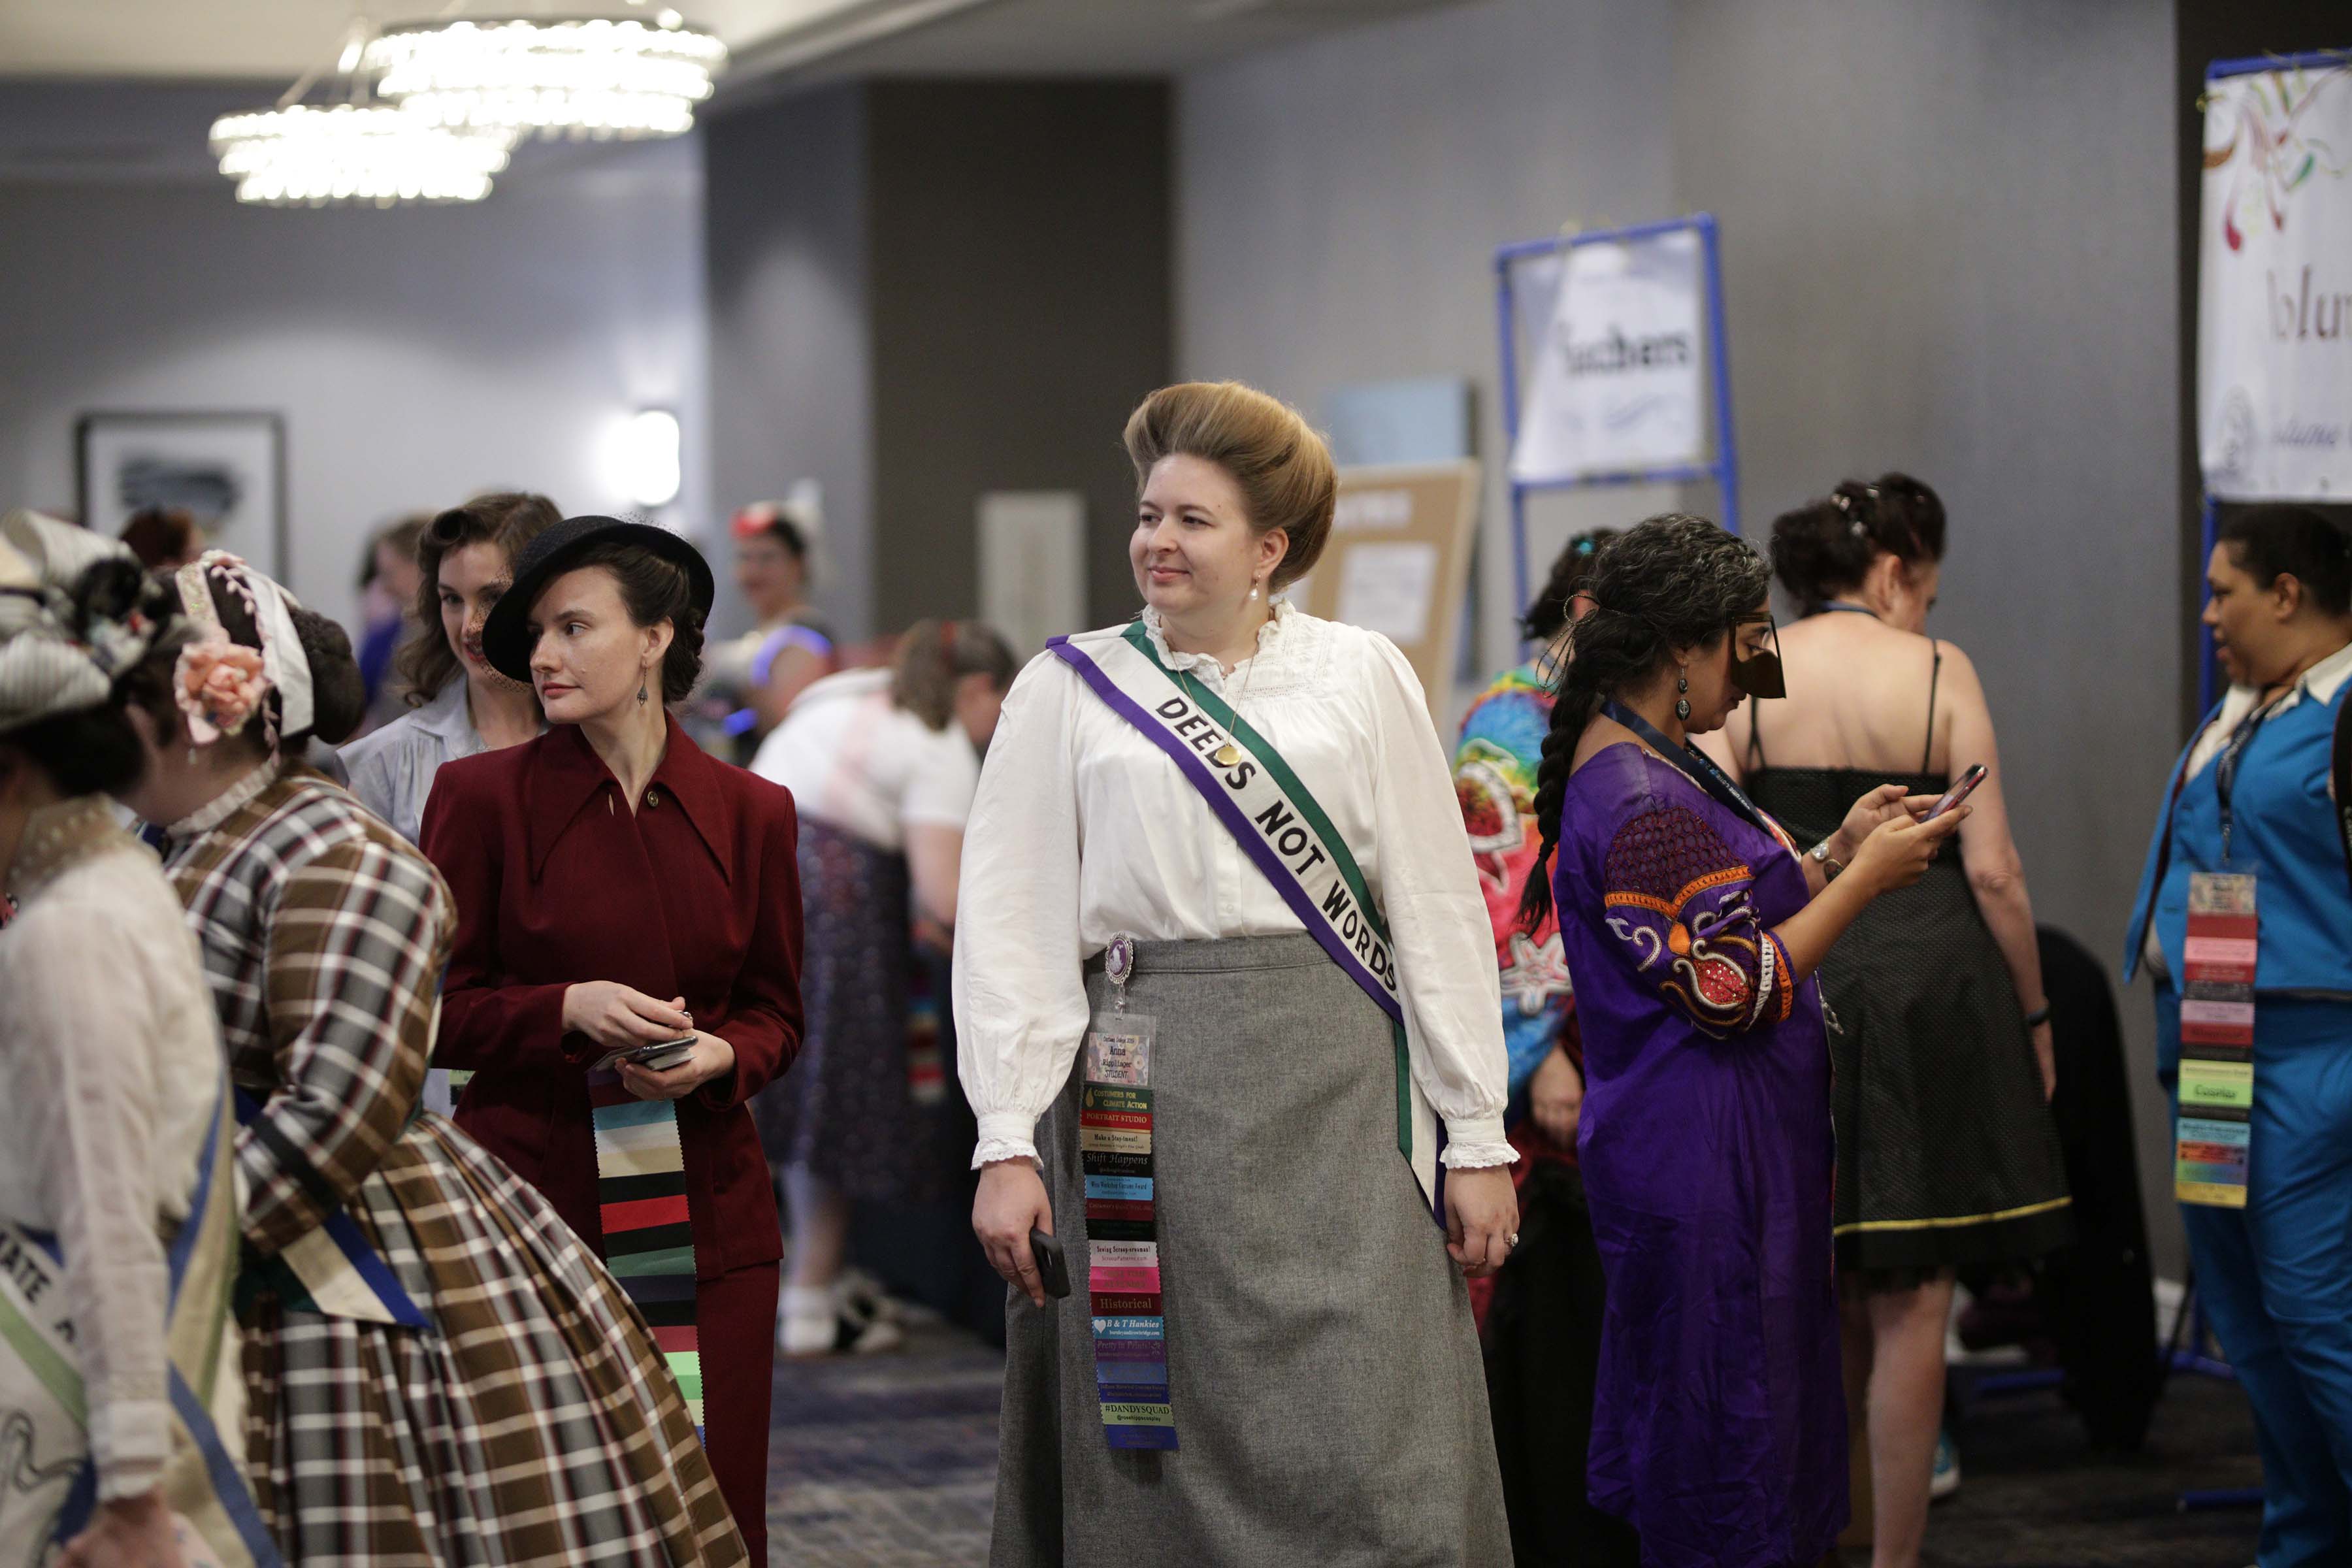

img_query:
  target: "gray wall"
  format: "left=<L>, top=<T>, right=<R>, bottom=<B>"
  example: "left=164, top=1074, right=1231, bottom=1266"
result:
left=1673, top=0, right=2183, bottom=1262
left=1176, top=0, right=1680, bottom=685
left=868, top=80, right=1172, bottom=630
left=704, top=85, right=875, bottom=643
left=0, top=97, right=708, bottom=632
left=1181, top=0, right=2189, bottom=1267
left=706, top=80, right=1173, bottom=639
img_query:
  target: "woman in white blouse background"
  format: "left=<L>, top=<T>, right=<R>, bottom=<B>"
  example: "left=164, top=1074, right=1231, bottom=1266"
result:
left=957, top=382, right=1516, bottom=1565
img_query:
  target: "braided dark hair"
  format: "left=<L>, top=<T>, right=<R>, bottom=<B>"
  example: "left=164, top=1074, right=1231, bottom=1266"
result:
left=1767, top=474, right=1946, bottom=614
left=1520, top=527, right=1620, bottom=643
left=1518, top=513, right=1770, bottom=930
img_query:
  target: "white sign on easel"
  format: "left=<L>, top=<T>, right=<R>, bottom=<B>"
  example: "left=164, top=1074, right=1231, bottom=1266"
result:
left=2200, top=66, right=2352, bottom=500
left=1509, top=226, right=1705, bottom=483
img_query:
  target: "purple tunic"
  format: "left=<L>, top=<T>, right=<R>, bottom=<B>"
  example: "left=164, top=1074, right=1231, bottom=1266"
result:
left=1551, top=743, right=1847, bottom=1567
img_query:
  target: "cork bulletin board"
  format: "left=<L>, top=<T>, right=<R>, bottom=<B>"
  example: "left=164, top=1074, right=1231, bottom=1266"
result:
left=1288, top=459, right=1482, bottom=711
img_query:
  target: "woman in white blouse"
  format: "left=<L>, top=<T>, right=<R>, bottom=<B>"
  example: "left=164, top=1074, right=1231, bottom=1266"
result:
left=0, top=513, right=250, bottom=1568
left=956, top=382, right=1515, bottom=1565
left=750, top=619, right=1016, bottom=1356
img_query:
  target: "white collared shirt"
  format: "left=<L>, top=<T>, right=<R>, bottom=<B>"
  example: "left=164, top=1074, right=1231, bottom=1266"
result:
left=2183, top=638, right=2352, bottom=781
left=952, top=601, right=1512, bottom=1170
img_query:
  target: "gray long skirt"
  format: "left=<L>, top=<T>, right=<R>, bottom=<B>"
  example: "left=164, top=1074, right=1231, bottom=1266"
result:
left=991, top=934, right=1512, bottom=1567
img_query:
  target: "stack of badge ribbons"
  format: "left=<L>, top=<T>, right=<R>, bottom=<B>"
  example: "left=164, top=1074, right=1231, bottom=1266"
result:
left=2176, top=872, right=2258, bottom=1206
left=1082, top=1024, right=1175, bottom=1450
left=588, top=1069, right=704, bottom=1436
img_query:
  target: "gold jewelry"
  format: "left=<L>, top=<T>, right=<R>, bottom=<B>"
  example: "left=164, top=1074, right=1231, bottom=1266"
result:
left=1207, top=623, right=1265, bottom=768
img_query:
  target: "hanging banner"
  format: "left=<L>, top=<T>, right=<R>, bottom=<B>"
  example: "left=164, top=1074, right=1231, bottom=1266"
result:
left=2199, top=64, right=2352, bottom=500
left=1509, top=227, right=1705, bottom=483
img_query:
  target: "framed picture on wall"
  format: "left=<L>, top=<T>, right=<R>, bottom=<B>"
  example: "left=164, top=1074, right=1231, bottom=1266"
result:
left=76, top=411, right=287, bottom=578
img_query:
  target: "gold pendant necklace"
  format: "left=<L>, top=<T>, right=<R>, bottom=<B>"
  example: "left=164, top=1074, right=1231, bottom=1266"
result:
left=1205, top=617, right=1265, bottom=768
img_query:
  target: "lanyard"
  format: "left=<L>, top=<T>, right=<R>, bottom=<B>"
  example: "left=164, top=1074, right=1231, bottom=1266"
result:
left=1821, top=600, right=1878, bottom=619
left=2215, top=693, right=2289, bottom=864
left=1602, top=698, right=1780, bottom=843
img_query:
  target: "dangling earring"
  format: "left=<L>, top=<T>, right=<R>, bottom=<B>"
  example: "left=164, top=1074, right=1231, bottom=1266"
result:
left=1674, top=667, right=1691, bottom=722
left=1249, top=580, right=1262, bottom=602
left=637, top=672, right=650, bottom=704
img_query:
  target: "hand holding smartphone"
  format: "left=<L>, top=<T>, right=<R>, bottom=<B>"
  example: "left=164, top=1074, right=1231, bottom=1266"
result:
left=1923, top=763, right=1988, bottom=821
left=1029, top=1227, right=1071, bottom=1298
left=591, top=1035, right=697, bottom=1074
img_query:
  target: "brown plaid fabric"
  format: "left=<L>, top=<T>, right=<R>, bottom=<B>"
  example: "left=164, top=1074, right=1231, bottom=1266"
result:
left=170, top=766, right=747, bottom=1566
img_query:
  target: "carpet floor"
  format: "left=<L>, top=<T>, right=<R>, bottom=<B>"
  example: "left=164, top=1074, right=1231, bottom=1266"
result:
left=764, top=1322, right=2266, bottom=1566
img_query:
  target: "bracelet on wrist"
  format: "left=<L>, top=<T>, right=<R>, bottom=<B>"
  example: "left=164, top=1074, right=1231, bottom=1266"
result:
left=1807, top=841, right=1845, bottom=882
left=2022, top=1004, right=2051, bottom=1028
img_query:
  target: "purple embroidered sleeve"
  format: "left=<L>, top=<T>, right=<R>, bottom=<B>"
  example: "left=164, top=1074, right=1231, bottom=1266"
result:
left=1599, top=804, right=1795, bottom=1039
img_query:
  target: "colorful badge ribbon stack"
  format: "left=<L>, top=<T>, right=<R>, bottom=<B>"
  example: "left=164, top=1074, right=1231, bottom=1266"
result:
left=2176, top=871, right=2257, bottom=1207
left=589, top=1071, right=705, bottom=1435
left=1085, top=935, right=1176, bottom=1450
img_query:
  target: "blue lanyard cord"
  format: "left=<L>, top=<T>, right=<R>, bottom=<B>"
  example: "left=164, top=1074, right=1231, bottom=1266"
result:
left=1602, top=699, right=1775, bottom=839
left=1820, top=601, right=1878, bottom=618
left=2215, top=694, right=2288, bottom=865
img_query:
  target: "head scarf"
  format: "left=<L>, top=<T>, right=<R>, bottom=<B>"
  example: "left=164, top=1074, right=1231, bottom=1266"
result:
left=0, top=510, right=158, bottom=736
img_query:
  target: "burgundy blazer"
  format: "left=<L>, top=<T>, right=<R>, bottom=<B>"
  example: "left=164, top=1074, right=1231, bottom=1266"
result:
left=421, top=715, right=802, bottom=1277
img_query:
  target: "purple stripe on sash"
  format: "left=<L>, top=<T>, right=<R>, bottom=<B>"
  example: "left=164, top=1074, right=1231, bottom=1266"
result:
left=1049, top=636, right=1403, bottom=1025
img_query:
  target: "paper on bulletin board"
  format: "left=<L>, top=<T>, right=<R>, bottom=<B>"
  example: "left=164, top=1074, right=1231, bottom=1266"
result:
left=1290, top=461, right=1480, bottom=711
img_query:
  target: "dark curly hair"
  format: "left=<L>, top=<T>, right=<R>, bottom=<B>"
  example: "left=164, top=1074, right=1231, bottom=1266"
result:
left=1518, top=513, right=1770, bottom=928
left=1520, top=527, right=1620, bottom=643
left=1768, top=473, right=1946, bottom=614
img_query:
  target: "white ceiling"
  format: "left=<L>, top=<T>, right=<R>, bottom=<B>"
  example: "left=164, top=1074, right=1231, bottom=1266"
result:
left=0, top=0, right=1463, bottom=85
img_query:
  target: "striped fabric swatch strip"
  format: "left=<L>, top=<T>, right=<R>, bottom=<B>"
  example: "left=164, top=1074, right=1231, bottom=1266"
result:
left=587, top=1070, right=704, bottom=1433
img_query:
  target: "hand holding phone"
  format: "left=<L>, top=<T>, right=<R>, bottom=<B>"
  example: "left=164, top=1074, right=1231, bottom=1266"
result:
left=591, top=1035, right=697, bottom=1074
left=1923, top=763, right=1988, bottom=821
left=1029, top=1227, right=1071, bottom=1299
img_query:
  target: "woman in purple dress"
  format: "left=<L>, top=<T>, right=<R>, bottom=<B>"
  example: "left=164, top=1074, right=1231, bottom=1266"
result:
left=1521, top=515, right=1966, bottom=1568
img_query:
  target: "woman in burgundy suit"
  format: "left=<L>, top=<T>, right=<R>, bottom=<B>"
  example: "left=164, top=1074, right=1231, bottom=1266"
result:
left=422, top=515, right=803, bottom=1559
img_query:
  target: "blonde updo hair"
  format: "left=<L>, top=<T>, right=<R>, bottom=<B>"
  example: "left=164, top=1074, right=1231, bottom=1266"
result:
left=1122, top=382, right=1336, bottom=591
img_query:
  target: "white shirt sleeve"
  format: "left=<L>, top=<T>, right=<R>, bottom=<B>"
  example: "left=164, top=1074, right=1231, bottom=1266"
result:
left=1361, top=634, right=1514, bottom=1168
left=953, top=655, right=1092, bottom=1166
left=7, top=895, right=174, bottom=1500
left=902, top=719, right=981, bottom=831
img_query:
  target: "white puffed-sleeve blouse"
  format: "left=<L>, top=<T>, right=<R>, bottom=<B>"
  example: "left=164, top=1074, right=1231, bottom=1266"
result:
left=953, top=602, right=1512, bottom=1170
left=0, top=800, right=225, bottom=1503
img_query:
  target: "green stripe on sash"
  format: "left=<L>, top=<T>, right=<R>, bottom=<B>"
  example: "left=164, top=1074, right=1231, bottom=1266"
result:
left=0, top=1286, right=86, bottom=1426
left=1115, top=620, right=1414, bottom=1167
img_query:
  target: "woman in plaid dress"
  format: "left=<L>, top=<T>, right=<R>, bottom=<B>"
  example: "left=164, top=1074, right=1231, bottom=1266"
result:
left=112, top=551, right=748, bottom=1567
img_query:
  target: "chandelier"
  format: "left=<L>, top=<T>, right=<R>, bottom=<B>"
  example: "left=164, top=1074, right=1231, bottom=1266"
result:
left=365, top=16, right=728, bottom=140
left=209, top=104, right=513, bottom=206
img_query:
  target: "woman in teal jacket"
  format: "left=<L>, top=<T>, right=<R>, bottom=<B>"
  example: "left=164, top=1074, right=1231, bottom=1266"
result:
left=2123, top=503, right=2352, bottom=1567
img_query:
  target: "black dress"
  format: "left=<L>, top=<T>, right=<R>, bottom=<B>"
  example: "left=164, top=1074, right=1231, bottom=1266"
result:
left=1744, top=642, right=2072, bottom=1283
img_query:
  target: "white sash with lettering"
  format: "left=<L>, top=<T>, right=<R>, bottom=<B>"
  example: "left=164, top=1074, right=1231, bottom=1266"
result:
left=1049, top=621, right=1445, bottom=1217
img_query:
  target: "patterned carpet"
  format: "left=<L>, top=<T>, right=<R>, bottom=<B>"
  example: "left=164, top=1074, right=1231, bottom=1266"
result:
left=763, top=1323, right=2264, bottom=1567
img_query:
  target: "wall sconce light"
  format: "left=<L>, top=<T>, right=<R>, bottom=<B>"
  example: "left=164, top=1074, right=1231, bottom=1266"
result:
left=619, top=407, right=681, bottom=509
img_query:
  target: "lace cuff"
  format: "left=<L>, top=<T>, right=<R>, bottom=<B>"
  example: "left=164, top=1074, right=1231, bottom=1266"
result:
left=971, top=1137, right=1041, bottom=1170
left=90, top=1399, right=171, bottom=1502
left=1441, top=1141, right=1519, bottom=1171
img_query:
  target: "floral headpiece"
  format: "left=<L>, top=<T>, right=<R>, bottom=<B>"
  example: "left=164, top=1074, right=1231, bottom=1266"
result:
left=171, top=551, right=314, bottom=751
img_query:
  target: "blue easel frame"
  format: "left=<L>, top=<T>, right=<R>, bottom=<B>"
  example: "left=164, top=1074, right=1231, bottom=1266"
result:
left=1494, top=214, right=1739, bottom=619
left=2196, top=48, right=2352, bottom=709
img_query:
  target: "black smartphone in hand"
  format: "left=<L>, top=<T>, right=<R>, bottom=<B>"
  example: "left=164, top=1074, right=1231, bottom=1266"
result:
left=1029, top=1227, right=1071, bottom=1298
